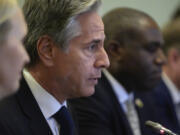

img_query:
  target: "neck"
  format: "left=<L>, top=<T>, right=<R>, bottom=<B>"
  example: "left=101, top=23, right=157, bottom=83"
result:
left=109, top=70, right=134, bottom=93
left=163, top=66, right=180, bottom=90
left=27, top=65, right=66, bottom=104
left=163, top=66, right=175, bottom=83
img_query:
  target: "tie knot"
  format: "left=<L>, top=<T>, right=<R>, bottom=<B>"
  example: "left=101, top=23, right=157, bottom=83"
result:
left=53, top=106, right=75, bottom=135
left=54, top=106, right=69, bottom=120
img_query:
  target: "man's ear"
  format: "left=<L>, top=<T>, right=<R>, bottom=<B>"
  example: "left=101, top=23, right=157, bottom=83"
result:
left=37, top=35, right=56, bottom=67
left=106, top=40, right=125, bottom=60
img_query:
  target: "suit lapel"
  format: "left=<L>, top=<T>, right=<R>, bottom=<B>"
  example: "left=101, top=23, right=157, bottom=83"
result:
left=135, top=91, right=157, bottom=135
left=155, top=80, right=180, bottom=133
left=134, top=79, right=180, bottom=135
left=101, top=74, right=134, bottom=135
left=16, top=78, right=53, bottom=135
left=161, top=80, right=179, bottom=124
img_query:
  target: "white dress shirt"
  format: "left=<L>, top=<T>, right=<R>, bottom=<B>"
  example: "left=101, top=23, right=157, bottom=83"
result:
left=162, top=72, right=180, bottom=123
left=103, top=69, right=134, bottom=112
left=162, top=72, right=180, bottom=105
left=103, top=70, right=141, bottom=135
left=23, top=69, right=66, bottom=135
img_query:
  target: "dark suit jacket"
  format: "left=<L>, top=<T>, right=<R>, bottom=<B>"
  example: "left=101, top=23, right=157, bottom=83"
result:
left=0, top=78, right=54, bottom=135
left=68, top=74, right=159, bottom=135
left=151, top=79, right=180, bottom=135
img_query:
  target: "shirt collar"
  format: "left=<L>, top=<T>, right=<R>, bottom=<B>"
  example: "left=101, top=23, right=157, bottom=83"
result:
left=162, top=72, right=180, bottom=104
left=103, top=69, right=132, bottom=104
left=23, top=69, right=66, bottom=120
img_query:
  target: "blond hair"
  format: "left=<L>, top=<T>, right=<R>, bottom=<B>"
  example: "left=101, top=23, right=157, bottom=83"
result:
left=0, top=0, right=19, bottom=25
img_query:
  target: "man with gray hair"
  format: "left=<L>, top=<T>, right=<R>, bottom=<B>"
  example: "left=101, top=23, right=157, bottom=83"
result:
left=0, top=0, right=109, bottom=135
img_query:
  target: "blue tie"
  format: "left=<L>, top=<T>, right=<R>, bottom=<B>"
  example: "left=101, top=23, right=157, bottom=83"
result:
left=53, top=106, right=75, bottom=135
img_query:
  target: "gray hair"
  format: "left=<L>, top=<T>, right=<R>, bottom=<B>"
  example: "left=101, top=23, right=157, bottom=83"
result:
left=23, top=0, right=101, bottom=68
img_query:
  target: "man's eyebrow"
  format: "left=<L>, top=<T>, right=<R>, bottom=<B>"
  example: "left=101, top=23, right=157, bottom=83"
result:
left=86, top=39, right=101, bottom=45
left=151, top=42, right=163, bottom=47
left=84, top=35, right=105, bottom=45
left=143, top=42, right=162, bottom=47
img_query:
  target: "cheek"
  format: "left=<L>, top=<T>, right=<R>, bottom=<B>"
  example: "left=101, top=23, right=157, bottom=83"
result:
left=58, top=54, right=90, bottom=82
left=0, top=64, right=7, bottom=85
left=175, top=60, right=180, bottom=70
left=175, top=64, right=180, bottom=81
left=71, top=51, right=94, bottom=72
left=0, top=43, right=22, bottom=82
left=0, top=57, right=18, bottom=92
left=3, top=41, right=22, bottom=66
left=70, top=56, right=94, bottom=85
left=0, top=48, right=12, bottom=75
left=127, top=53, right=153, bottom=78
left=71, top=58, right=92, bottom=82
left=138, top=52, right=154, bottom=70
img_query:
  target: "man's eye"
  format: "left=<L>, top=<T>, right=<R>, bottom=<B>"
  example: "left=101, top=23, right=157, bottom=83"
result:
left=88, top=43, right=98, bottom=51
left=146, top=46, right=157, bottom=52
left=144, top=43, right=160, bottom=53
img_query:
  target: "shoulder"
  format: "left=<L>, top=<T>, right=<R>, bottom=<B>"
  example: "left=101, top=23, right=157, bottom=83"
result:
left=0, top=93, right=22, bottom=121
left=0, top=93, right=18, bottom=114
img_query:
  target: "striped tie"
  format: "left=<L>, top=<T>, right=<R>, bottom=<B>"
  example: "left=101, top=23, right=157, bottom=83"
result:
left=125, top=99, right=141, bottom=135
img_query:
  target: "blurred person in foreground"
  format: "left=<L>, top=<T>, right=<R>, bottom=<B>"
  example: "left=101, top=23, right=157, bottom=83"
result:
left=0, top=0, right=109, bottom=135
left=0, top=0, right=29, bottom=99
left=69, top=7, right=166, bottom=135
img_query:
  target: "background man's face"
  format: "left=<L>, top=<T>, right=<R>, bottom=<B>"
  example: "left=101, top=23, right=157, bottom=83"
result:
left=172, top=54, right=180, bottom=89
left=165, top=47, right=180, bottom=89
left=0, top=8, right=29, bottom=98
left=52, top=12, right=109, bottom=98
left=115, top=19, right=165, bottom=91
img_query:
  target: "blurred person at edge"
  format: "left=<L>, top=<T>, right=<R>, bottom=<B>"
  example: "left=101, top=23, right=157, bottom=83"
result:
left=151, top=18, right=180, bottom=135
left=0, top=0, right=29, bottom=99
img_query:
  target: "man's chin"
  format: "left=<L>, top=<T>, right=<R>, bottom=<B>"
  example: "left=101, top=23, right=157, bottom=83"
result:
left=79, top=87, right=95, bottom=97
left=3, top=82, right=19, bottom=97
left=138, top=76, right=161, bottom=92
left=0, top=88, right=17, bottom=100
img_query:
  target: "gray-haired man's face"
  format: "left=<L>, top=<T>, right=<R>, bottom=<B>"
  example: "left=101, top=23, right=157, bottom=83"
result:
left=51, top=11, right=110, bottom=98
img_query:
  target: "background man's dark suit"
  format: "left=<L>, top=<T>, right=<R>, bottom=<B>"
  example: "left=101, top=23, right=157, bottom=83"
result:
left=69, top=74, right=159, bottom=135
left=0, top=78, right=53, bottom=135
left=151, top=79, right=180, bottom=135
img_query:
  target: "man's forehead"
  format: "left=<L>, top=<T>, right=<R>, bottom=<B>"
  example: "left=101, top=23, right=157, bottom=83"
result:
left=76, top=12, right=105, bottom=39
left=78, top=12, right=103, bottom=29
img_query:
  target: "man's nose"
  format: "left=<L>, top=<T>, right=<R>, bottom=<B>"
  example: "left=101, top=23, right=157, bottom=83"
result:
left=95, top=48, right=110, bottom=69
left=20, top=44, right=30, bottom=65
left=155, top=49, right=166, bottom=66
